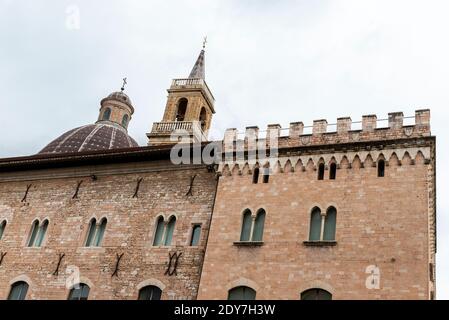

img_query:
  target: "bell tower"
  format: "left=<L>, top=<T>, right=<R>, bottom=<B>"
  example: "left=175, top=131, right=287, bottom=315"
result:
left=147, top=43, right=215, bottom=146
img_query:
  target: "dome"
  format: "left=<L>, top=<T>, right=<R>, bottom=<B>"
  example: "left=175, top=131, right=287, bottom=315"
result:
left=39, top=122, right=139, bottom=154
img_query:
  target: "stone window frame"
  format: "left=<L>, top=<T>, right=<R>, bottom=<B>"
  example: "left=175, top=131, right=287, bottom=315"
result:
left=151, top=214, right=178, bottom=247
left=67, top=283, right=91, bottom=300
left=7, top=275, right=33, bottom=300
left=304, top=205, right=338, bottom=247
left=188, top=223, right=202, bottom=247
left=82, top=216, right=108, bottom=248
left=25, top=218, right=50, bottom=248
left=234, top=208, right=266, bottom=246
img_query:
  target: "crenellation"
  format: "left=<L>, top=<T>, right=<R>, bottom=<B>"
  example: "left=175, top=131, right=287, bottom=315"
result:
left=388, top=112, right=404, bottom=130
left=337, top=117, right=351, bottom=134
left=312, top=119, right=328, bottom=135
left=289, top=122, right=304, bottom=138
left=221, top=111, right=432, bottom=152
left=362, top=114, right=377, bottom=132
left=266, top=124, right=281, bottom=139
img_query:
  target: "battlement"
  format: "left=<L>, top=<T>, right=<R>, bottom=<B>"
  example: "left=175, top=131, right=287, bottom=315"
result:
left=223, top=110, right=431, bottom=150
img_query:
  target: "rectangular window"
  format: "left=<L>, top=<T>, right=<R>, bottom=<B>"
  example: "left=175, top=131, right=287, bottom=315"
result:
left=190, top=225, right=201, bottom=246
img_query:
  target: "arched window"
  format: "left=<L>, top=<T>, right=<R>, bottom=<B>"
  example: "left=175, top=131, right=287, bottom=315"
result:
left=27, top=220, right=39, bottom=247
left=102, top=107, right=111, bottom=121
left=378, top=159, right=385, bottom=177
left=190, top=225, right=201, bottom=246
left=199, top=107, right=207, bottom=131
left=301, top=288, right=332, bottom=300
left=323, top=207, right=337, bottom=241
left=138, top=285, right=162, bottom=300
left=309, top=207, right=337, bottom=241
left=8, top=281, right=29, bottom=300
left=153, top=216, right=165, bottom=246
left=0, top=220, right=6, bottom=240
left=27, top=219, right=48, bottom=247
left=85, top=218, right=97, bottom=247
left=240, top=210, right=252, bottom=241
left=329, top=162, right=337, bottom=180
left=228, top=286, right=256, bottom=300
left=121, top=114, right=129, bottom=128
left=262, top=167, right=269, bottom=183
left=317, top=163, right=325, bottom=180
left=176, top=98, right=188, bottom=121
left=85, top=218, right=107, bottom=247
left=68, top=283, right=90, bottom=300
left=163, top=216, right=176, bottom=246
left=252, top=168, right=259, bottom=184
left=252, top=210, right=266, bottom=241
left=94, top=218, right=107, bottom=246
left=34, top=219, right=48, bottom=247
left=309, top=207, right=322, bottom=241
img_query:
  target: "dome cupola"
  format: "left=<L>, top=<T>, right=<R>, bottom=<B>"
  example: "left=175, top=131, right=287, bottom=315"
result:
left=38, top=80, right=139, bottom=154
left=97, top=78, right=134, bottom=129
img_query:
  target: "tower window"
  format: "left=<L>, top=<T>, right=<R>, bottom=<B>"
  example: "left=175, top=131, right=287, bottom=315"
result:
left=8, top=281, right=29, bottom=300
left=102, top=107, right=111, bottom=121
left=152, top=216, right=165, bottom=246
left=190, top=225, right=201, bottom=246
left=252, top=168, right=260, bottom=184
left=329, top=163, right=337, bottom=180
left=239, top=209, right=266, bottom=242
left=317, top=163, right=325, bottom=180
left=252, top=209, right=266, bottom=241
left=84, top=218, right=107, bottom=247
left=240, top=210, right=252, bottom=241
left=378, top=159, right=385, bottom=177
left=138, top=285, right=162, bottom=300
left=0, top=220, right=6, bottom=240
left=121, top=114, right=129, bottom=128
left=68, top=283, right=90, bottom=300
left=199, top=107, right=207, bottom=131
left=176, top=98, right=188, bottom=121
left=262, top=168, right=269, bottom=183
left=308, top=207, right=337, bottom=241
left=27, top=219, right=48, bottom=247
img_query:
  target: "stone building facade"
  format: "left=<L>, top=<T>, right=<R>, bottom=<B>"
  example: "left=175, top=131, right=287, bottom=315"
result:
left=0, top=47, right=437, bottom=300
left=198, top=109, right=436, bottom=300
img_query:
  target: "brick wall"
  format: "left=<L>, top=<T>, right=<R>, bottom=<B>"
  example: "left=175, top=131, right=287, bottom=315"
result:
left=198, top=146, right=433, bottom=299
left=0, top=161, right=216, bottom=300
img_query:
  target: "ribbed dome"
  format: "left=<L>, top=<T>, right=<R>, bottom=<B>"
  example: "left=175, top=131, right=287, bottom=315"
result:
left=39, top=122, right=139, bottom=154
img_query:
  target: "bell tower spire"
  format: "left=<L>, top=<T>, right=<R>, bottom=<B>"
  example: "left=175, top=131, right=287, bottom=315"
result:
left=147, top=41, right=215, bottom=146
left=188, top=37, right=206, bottom=79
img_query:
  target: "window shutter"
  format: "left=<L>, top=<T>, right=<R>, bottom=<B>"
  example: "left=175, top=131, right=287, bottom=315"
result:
left=94, top=218, right=107, bottom=246
left=309, top=208, right=321, bottom=241
left=153, top=217, right=165, bottom=246
left=35, top=220, right=49, bottom=247
left=164, top=217, right=176, bottom=246
left=240, top=211, right=252, bottom=241
left=323, top=207, right=337, bottom=241
left=252, top=210, right=266, bottom=241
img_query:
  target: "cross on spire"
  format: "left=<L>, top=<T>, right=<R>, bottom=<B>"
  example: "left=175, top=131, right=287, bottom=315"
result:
left=121, top=77, right=127, bottom=92
left=202, top=36, right=207, bottom=50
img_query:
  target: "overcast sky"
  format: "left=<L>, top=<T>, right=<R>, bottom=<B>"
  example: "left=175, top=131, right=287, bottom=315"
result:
left=0, top=0, right=447, bottom=299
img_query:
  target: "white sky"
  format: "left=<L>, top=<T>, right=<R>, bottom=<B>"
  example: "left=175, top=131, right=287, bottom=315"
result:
left=0, top=0, right=447, bottom=299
